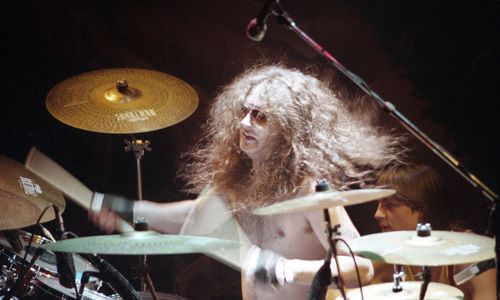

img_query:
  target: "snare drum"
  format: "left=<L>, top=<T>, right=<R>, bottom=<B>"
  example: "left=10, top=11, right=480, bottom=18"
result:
left=335, top=281, right=464, bottom=300
left=0, top=230, right=102, bottom=299
left=36, top=276, right=114, bottom=300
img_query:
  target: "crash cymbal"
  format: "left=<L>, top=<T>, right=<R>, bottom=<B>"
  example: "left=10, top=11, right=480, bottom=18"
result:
left=335, top=281, right=464, bottom=300
left=46, top=68, right=198, bottom=134
left=0, top=155, right=65, bottom=228
left=42, top=231, right=239, bottom=255
left=348, top=230, right=494, bottom=266
left=0, top=190, right=42, bottom=230
left=253, top=189, right=395, bottom=215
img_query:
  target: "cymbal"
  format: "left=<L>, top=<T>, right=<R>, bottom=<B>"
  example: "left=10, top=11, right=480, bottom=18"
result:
left=335, top=281, right=463, bottom=300
left=0, top=155, right=65, bottom=229
left=253, top=189, right=395, bottom=215
left=0, top=190, right=41, bottom=230
left=41, top=231, right=240, bottom=255
left=46, top=68, right=199, bottom=134
left=348, top=230, right=494, bottom=266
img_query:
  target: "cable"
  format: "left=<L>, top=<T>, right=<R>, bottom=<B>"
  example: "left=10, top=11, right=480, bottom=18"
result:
left=5, top=204, right=57, bottom=299
left=334, top=237, right=364, bottom=300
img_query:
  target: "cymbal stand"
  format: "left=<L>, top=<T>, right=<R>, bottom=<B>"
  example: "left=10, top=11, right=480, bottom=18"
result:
left=391, top=265, right=404, bottom=293
left=134, top=220, right=159, bottom=300
left=416, top=223, right=432, bottom=300
left=419, top=266, right=431, bottom=300
left=307, top=181, right=349, bottom=300
left=268, top=2, right=499, bottom=294
left=124, top=136, right=151, bottom=292
left=124, top=137, right=151, bottom=201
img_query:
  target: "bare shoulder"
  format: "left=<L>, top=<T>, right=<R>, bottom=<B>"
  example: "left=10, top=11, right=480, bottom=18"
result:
left=455, top=266, right=497, bottom=300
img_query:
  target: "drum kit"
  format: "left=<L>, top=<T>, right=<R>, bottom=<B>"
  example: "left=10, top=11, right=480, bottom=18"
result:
left=257, top=197, right=495, bottom=300
left=0, top=68, right=495, bottom=300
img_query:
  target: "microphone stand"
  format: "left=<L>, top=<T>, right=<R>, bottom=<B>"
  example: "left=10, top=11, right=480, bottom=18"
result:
left=267, top=2, right=499, bottom=293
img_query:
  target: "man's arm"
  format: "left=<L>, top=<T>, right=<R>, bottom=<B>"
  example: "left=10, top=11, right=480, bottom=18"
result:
left=455, top=263, right=497, bottom=300
left=89, top=196, right=194, bottom=234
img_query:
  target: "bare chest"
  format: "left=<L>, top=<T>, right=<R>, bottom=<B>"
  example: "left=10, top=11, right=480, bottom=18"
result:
left=238, top=212, right=325, bottom=259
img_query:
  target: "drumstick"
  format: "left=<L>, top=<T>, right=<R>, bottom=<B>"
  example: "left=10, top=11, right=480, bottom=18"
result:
left=25, top=147, right=134, bottom=233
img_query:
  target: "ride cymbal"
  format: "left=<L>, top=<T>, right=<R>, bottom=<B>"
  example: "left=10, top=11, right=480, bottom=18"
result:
left=348, top=230, right=494, bottom=266
left=253, top=189, right=395, bottom=215
left=42, top=231, right=239, bottom=255
left=46, top=68, right=198, bottom=134
left=0, top=155, right=65, bottom=229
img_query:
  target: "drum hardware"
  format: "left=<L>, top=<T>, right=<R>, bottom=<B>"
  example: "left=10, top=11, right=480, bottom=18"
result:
left=42, top=229, right=238, bottom=300
left=346, top=228, right=494, bottom=267
left=391, top=265, right=405, bottom=293
left=44, top=68, right=199, bottom=293
left=124, top=138, right=151, bottom=201
left=308, top=181, right=348, bottom=300
left=77, top=255, right=141, bottom=300
left=4, top=205, right=58, bottom=300
left=124, top=138, right=152, bottom=292
left=335, top=281, right=464, bottom=300
left=344, top=223, right=494, bottom=300
left=415, top=224, right=432, bottom=300
left=45, top=68, right=199, bottom=134
left=3, top=234, right=45, bottom=299
left=0, top=228, right=107, bottom=300
left=0, top=155, right=65, bottom=230
left=2, top=204, right=73, bottom=299
left=253, top=188, right=395, bottom=216
left=41, top=230, right=239, bottom=255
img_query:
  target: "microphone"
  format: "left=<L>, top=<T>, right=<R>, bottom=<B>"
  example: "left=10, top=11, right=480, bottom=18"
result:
left=246, top=0, right=277, bottom=42
left=307, top=253, right=332, bottom=300
left=53, top=205, right=77, bottom=289
left=82, top=254, right=141, bottom=300
left=453, top=258, right=496, bottom=285
left=3, top=230, right=23, bottom=252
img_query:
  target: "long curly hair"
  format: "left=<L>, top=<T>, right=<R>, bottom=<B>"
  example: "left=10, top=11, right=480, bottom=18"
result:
left=178, top=65, right=404, bottom=209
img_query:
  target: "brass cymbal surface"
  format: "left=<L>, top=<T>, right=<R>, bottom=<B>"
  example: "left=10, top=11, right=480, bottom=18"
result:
left=0, top=155, right=65, bottom=228
left=42, top=231, right=240, bottom=255
left=253, top=189, right=395, bottom=215
left=348, top=230, right=494, bottom=266
left=0, top=190, right=41, bottom=230
left=46, top=68, right=199, bottom=134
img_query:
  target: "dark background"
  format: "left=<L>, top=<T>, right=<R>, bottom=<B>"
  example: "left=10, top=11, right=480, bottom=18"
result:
left=1, top=1, right=499, bottom=299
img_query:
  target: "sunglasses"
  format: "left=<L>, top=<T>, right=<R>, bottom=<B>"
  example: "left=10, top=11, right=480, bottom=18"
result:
left=239, top=105, right=268, bottom=124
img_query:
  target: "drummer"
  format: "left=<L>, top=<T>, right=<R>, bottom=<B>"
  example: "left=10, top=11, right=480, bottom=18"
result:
left=90, top=64, right=403, bottom=299
left=373, top=163, right=497, bottom=300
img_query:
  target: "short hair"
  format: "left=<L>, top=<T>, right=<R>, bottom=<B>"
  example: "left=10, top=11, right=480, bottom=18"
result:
left=376, top=163, right=457, bottom=230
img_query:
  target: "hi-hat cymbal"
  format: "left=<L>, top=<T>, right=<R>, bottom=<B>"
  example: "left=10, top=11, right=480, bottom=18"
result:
left=335, top=281, right=464, bottom=300
left=0, top=155, right=65, bottom=229
left=253, top=189, right=395, bottom=215
left=348, top=230, right=494, bottom=266
left=41, top=231, right=239, bottom=255
left=46, top=68, right=199, bottom=134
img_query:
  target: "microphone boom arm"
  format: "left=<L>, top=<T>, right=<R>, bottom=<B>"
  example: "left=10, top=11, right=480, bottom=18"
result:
left=271, top=3, right=498, bottom=205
